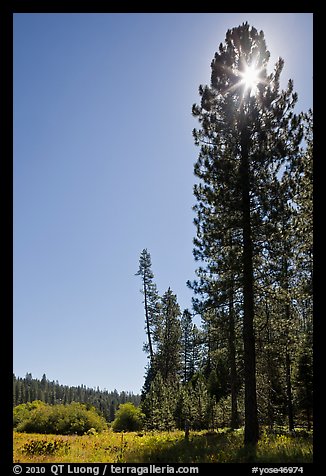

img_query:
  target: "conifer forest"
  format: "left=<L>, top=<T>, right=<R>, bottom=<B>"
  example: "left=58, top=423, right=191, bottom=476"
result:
left=13, top=23, right=313, bottom=464
left=134, top=21, right=312, bottom=445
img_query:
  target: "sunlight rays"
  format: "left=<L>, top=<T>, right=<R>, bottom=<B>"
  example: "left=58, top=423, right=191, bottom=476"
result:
left=216, top=59, right=266, bottom=99
left=240, top=64, right=261, bottom=93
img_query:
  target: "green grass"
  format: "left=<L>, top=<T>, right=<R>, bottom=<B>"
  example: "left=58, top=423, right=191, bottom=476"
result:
left=13, top=427, right=313, bottom=463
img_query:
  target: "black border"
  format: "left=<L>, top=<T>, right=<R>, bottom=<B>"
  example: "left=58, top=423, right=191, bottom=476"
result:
left=3, top=3, right=319, bottom=474
left=1, top=1, right=14, bottom=469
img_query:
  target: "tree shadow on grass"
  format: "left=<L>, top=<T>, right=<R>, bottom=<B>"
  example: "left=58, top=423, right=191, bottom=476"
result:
left=124, top=431, right=245, bottom=463
left=124, top=430, right=313, bottom=464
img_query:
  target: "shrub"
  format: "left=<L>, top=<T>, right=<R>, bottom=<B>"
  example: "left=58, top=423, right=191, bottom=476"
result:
left=13, top=401, right=47, bottom=428
left=22, top=438, right=70, bottom=456
left=14, top=401, right=107, bottom=435
left=112, top=403, right=144, bottom=432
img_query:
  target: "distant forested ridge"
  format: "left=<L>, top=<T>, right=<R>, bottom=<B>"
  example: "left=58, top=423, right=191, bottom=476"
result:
left=13, top=373, right=141, bottom=422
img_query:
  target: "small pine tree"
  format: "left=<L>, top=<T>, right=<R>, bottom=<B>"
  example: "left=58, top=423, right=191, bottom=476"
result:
left=294, top=339, right=313, bottom=430
left=155, top=288, right=182, bottom=382
left=141, top=372, right=177, bottom=431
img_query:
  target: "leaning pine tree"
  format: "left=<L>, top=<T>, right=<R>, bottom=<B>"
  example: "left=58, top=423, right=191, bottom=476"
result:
left=191, top=23, right=303, bottom=445
left=136, top=249, right=160, bottom=395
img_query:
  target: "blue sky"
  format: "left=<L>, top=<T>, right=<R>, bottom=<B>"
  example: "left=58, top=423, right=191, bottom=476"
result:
left=13, top=13, right=313, bottom=393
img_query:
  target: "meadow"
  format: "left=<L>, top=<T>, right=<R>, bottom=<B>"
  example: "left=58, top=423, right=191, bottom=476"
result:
left=13, top=428, right=313, bottom=464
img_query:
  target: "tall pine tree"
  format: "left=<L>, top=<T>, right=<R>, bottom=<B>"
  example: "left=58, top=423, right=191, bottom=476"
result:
left=191, top=22, right=303, bottom=445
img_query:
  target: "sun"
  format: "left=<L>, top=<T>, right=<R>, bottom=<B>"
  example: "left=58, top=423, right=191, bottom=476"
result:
left=240, top=64, right=261, bottom=94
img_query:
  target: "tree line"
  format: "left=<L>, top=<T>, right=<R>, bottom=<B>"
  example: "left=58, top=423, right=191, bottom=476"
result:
left=13, top=373, right=140, bottom=422
left=136, top=23, right=312, bottom=445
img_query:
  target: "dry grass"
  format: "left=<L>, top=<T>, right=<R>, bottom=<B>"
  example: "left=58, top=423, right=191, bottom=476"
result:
left=13, top=428, right=313, bottom=464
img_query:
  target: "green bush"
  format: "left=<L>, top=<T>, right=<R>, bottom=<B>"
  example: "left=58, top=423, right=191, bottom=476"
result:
left=13, top=401, right=47, bottom=428
left=14, top=401, right=107, bottom=435
left=112, top=403, right=145, bottom=432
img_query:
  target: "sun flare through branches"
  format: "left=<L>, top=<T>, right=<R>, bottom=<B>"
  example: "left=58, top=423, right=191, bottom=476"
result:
left=239, top=63, right=262, bottom=95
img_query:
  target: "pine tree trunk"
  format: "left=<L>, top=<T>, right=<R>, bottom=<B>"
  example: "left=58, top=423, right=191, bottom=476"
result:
left=184, top=336, right=188, bottom=383
left=307, top=407, right=311, bottom=431
left=283, top=256, right=294, bottom=432
left=229, top=274, right=239, bottom=429
left=285, top=341, right=294, bottom=431
left=240, top=124, right=259, bottom=446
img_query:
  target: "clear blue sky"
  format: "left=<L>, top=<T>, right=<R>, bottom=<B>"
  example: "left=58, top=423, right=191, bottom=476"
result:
left=13, top=13, right=313, bottom=394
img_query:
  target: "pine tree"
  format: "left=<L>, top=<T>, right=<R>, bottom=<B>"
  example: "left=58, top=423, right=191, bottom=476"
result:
left=41, top=373, right=47, bottom=389
left=13, top=374, right=17, bottom=407
left=141, top=372, right=177, bottom=431
left=17, top=380, right=23, bottom=405
left=136, top=249, right=160, bottom=364
left=155, top=288, right=182, bottom=382
left=188, top=373, right=214, bottom=430
left=267, top=178, right=297, bottom=431
left=255, top=302, right=288, bottom=428
left=189, top=324, right=203, bottom=378
left=191, top=22, right=303, bottom=445
left=294, top=334, right=313, bottom=430
left=291, top=110, right=313, bottom=334
left=180, top=309, right=194, bottom=383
